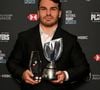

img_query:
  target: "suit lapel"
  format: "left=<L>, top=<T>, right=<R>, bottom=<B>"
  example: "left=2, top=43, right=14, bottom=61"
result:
left=33, top=25, right=43, bottom=52
left=52, top=26, right=63, bottom=40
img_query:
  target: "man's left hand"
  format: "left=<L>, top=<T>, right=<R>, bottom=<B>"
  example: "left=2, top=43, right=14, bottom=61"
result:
left=51, top=71, right=66, bottom=84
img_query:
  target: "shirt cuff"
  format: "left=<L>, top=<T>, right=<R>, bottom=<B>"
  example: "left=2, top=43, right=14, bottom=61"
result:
left=63, top=71, right=69, bottom=81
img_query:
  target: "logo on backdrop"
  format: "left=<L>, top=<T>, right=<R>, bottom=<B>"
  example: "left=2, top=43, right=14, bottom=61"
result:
left=77, top=35, right=88, bottom=40
left=93, top=54, right=100, bottom=62
left=0, top=74, right=11, bottom=79
left=27, top=13, right=38, bottom=22
left=65, top=10, right=77, bottom=24
left=0, top=50, right=6, bottom=64
left=89, top=73, right=100, bottom=80
left=60, top=0, right=68, bottom=2
left=24, top=0, right=35, bottom=4
left=85, top=0, right=91, bottom=2
left=91, top=12, right=100, bottom=22
left=0, top=32, right=10, bottom=42
left=0, top=14, right=13, bottom=20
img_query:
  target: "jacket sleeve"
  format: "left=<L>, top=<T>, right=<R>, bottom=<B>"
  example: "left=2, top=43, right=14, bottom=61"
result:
left=67, top=37, right=90, bottom=83
left=6, top=33, right=27, bottom=82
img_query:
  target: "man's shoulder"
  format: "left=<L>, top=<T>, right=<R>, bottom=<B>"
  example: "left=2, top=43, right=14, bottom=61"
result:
left=61, top=28, right=77, bottom=40
left=18, top=25, right=39, bottom=37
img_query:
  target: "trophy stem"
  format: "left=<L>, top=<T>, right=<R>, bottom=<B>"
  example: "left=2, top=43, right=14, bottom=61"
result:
left=48, top=61, right=56, bottom=69
left=43, top=61, right=57, bottom=80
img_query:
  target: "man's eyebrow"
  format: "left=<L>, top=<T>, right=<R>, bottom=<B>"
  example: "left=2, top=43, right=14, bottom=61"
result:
left=39, top=6, right=46, bottom=8
left=51, top=7, right=58, bottom=9
left=39, top=7, right=47, bottom=10
left=39, top=6, right=58, bottom=9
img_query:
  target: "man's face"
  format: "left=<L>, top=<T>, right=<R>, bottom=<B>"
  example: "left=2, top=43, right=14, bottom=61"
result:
left=38, top=0, right=61, bottom=27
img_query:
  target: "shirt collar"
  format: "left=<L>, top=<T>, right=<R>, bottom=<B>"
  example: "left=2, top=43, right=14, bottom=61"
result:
left=39, top=24, right=57, bottom=36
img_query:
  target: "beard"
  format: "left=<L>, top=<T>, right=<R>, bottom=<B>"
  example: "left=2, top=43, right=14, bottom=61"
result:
left=39, top=15, right=59, bottom=27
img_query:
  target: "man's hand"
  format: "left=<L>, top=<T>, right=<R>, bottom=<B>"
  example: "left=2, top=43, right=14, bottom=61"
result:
left=22, top=69, right=41, bottom=85
left=51, top=71, right=66, bottom=84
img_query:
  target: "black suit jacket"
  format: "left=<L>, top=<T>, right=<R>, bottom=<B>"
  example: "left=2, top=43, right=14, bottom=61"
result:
left=6, top=25, right=89, bottom=90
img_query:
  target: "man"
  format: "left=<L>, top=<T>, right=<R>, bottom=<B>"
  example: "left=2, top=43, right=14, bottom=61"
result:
left=6, top=0, right=90, bottom=90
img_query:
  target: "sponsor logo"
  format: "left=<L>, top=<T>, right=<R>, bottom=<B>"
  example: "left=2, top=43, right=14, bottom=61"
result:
left=85, top=0, right=91, bottom=2
left=0, top=50, right=6, bottom=63
left=89, top=73, right=100, bottom=80
left=93, top=54, right=100, bottom=62
left=0, top=32, right=10, bottom=42
left=24, top=0, right=35, bottom=4
left=0, top=14, right=13, bottom=20
left=65, top=10, right=77, bottom=24
left=93, top=54, right=100, bottom=61
left=77, top=36, right=88, bottom=40
left=60, top=0, right=68, bottom=2
left=27, top=13, right=38, bottom=22
left=0, top=74, right=11, bottom=78
left=91, top=12, right=100, bottom=22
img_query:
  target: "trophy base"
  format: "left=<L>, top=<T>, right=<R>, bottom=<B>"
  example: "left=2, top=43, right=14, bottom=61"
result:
left=43, top=76, right=57, bottom=80
left=43, top=68, right=57, bottom=80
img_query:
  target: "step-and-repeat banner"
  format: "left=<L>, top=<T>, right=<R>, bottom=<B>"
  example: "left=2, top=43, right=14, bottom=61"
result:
left=0, top=0, right=100, bottom=90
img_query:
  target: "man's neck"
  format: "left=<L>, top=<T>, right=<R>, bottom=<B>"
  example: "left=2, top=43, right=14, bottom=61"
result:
left=40, top=24, right=58, bottom=35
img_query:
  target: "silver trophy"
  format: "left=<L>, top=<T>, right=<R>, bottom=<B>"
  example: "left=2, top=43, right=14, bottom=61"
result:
left=43, top=38, right=63, bottom=80
left=29, top=51, right=42, bottom=80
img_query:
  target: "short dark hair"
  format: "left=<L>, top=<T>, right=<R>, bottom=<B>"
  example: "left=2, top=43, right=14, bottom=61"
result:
left=38, top=0, right=61, bottom=10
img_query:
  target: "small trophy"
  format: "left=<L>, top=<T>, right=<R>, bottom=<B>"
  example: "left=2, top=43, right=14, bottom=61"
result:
left=29, top=51, right=42, bottom=80
left=43, top=38, right=63, bottom=80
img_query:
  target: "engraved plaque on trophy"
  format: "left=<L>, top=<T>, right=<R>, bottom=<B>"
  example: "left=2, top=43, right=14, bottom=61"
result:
left=43, top=38, right=63, bottom=80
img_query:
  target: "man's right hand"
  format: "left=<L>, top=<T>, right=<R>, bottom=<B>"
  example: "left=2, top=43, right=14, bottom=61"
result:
left=22, top=69, right=41, bottom=85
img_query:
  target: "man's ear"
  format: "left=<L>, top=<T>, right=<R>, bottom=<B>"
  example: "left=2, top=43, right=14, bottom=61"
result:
left=37, top=11, right=40, bottom=19
left=59, top=11, right=62, bottom=18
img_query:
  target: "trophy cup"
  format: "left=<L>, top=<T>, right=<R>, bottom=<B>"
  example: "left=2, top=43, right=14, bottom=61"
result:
left=43, top=38, right=63, bottom=80
left=29, top=51, right=42, bottom=80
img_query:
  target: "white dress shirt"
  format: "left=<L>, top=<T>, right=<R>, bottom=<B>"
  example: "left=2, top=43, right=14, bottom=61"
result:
left=39, top=25, right=56, bottom=47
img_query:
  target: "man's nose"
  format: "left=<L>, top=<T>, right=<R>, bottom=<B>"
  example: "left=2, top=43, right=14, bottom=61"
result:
left=46, top=10, right=51, bottom=16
